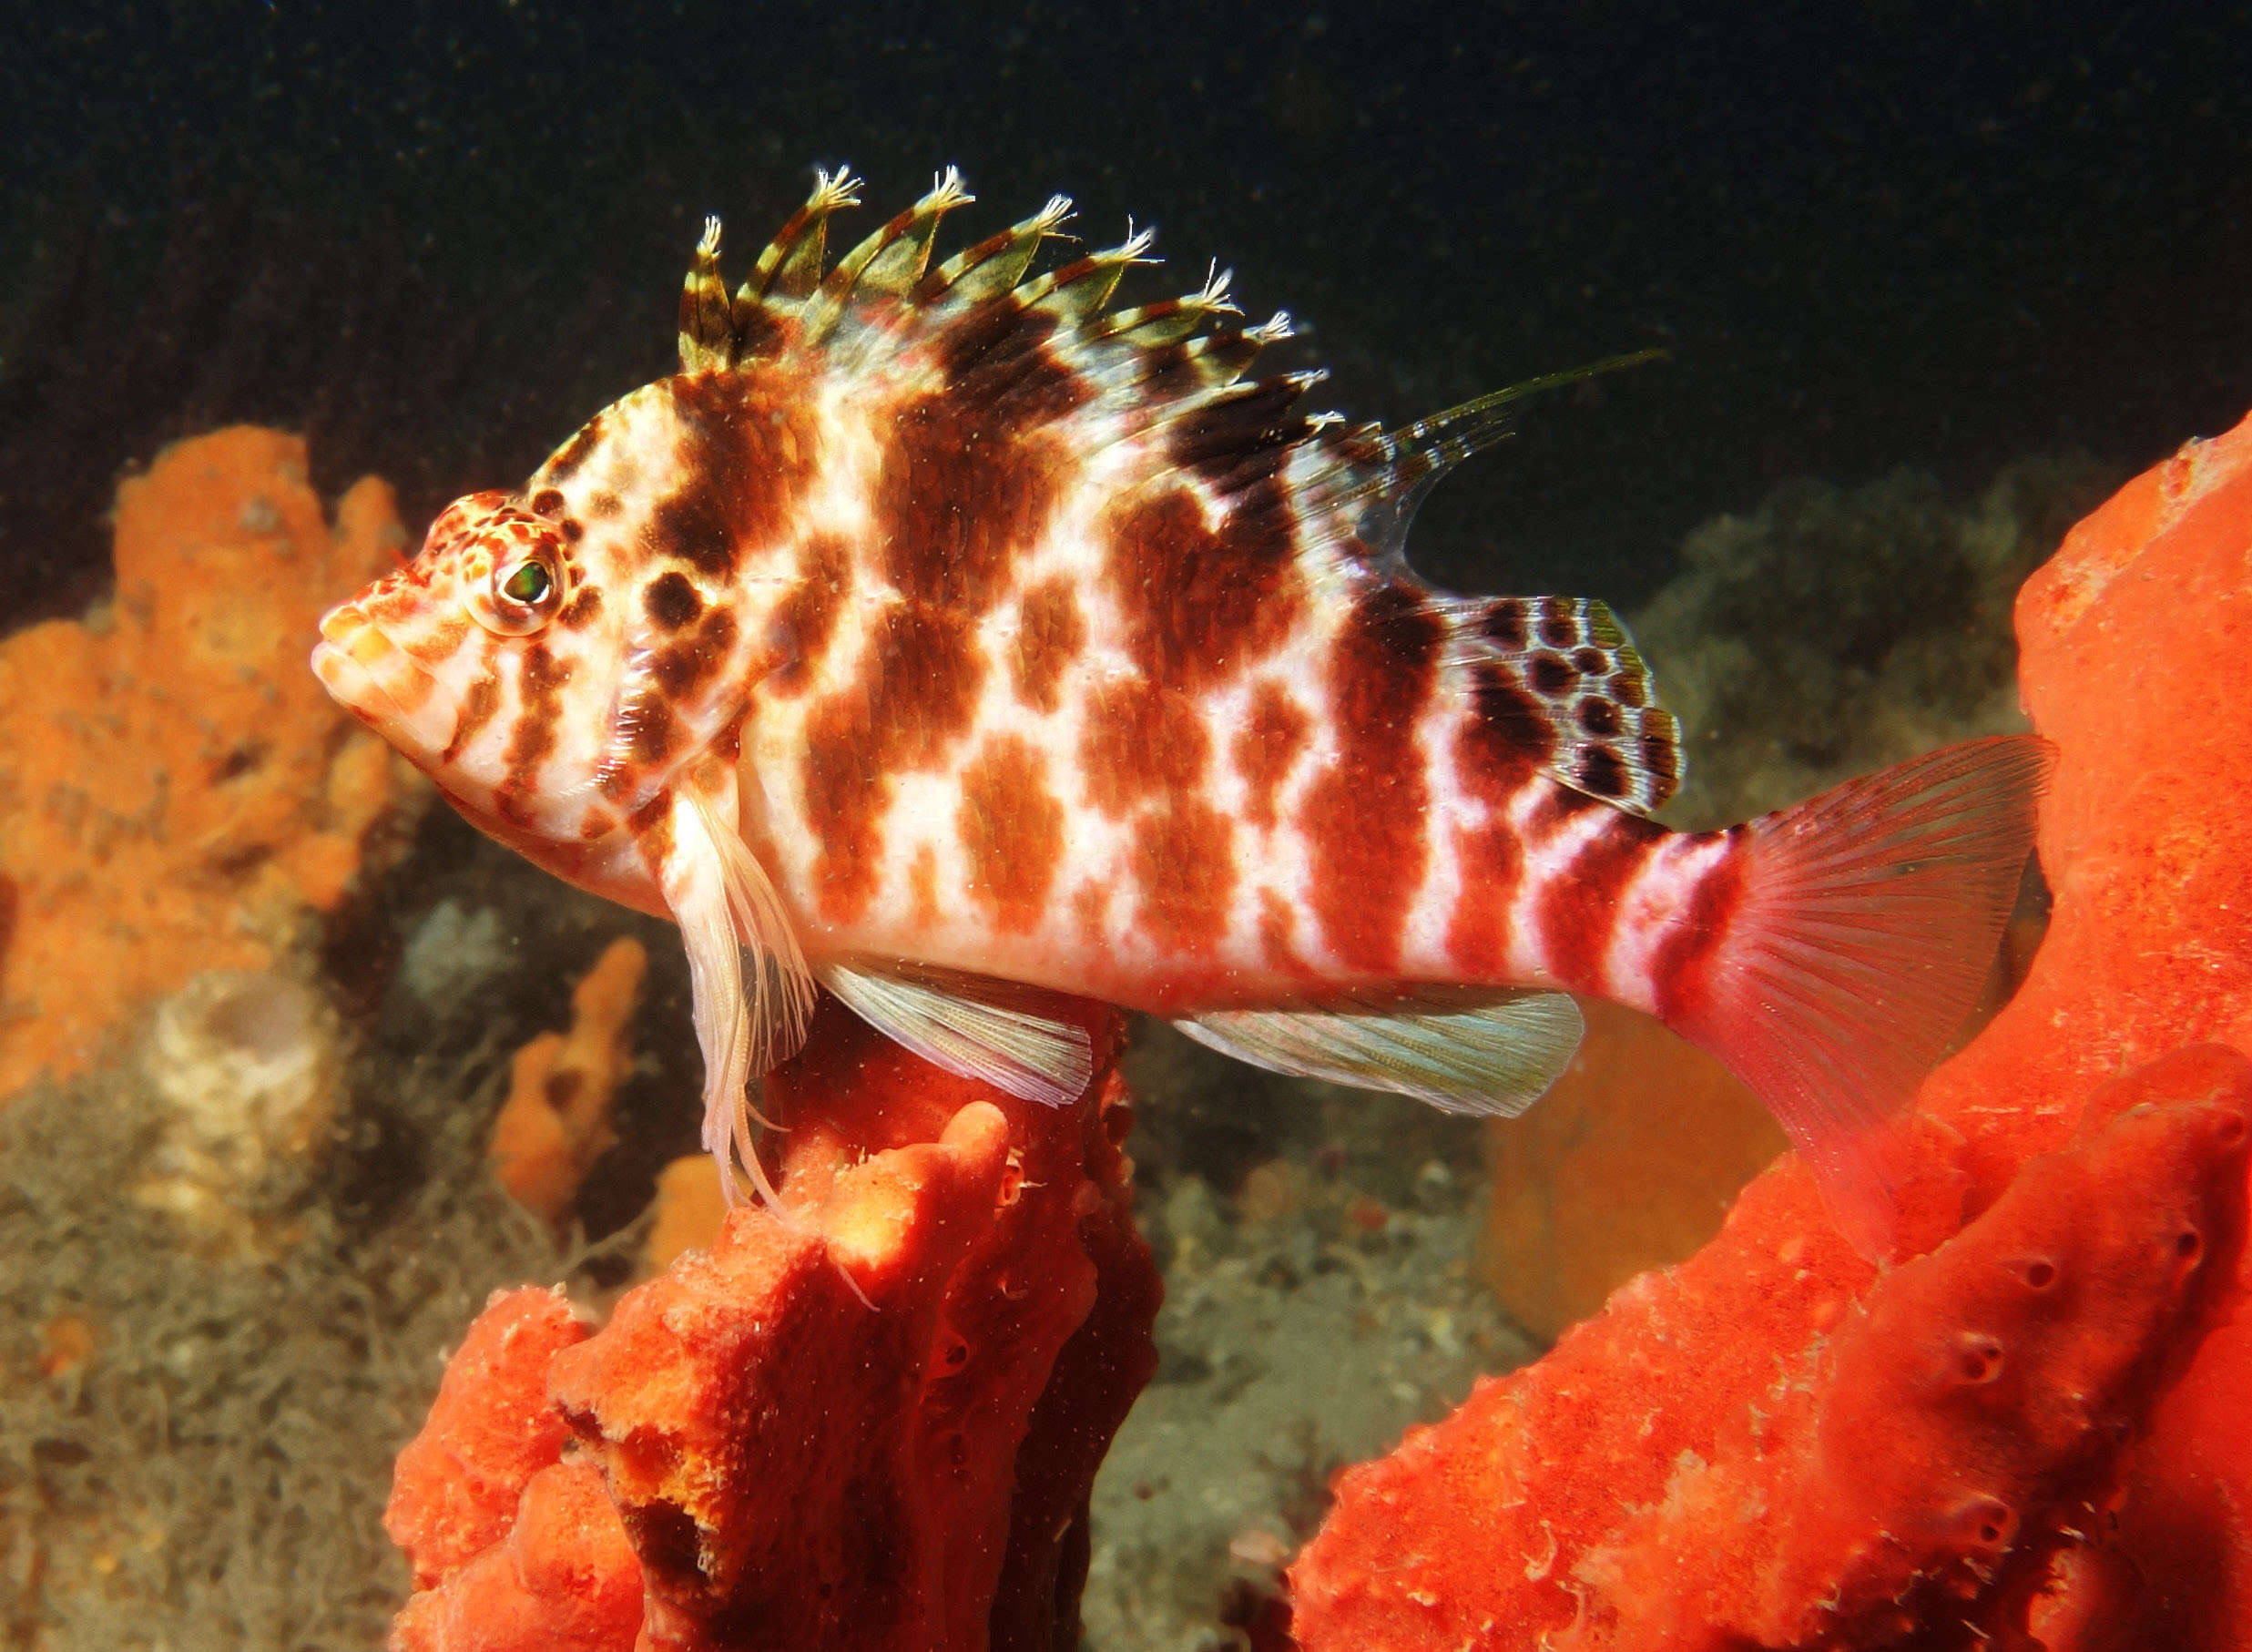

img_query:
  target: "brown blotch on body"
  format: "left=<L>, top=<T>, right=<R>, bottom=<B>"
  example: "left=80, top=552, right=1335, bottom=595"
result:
left=1299, top=583, right=1443, bottom=973
left=1444, top=819, right=1526, bottom=979
left=1011, top=576, right=1085, bottom=713
left=649, top=607, right=739, bottom=699
left=504, top=644, right=571, bottom=773
left=1105, top=485, right=1303, bottom=692
left=1131, top=797, right=1237, bottom=957
left=766, top=533, right=853, bottom=698
left=443, top=672, right=503, bottom=764
left=1537, top=808, right=1669, bottom=993
left=1258, top=888, right=1317, bottom=977
left=868, top=300, right=1089, bottom=617
left=1645, top=834, right=1745, bottom=1022
left=494, top=642, right=572, bottom=824
left=556, top=582, right=602, bottom=627
left=800, top=603, right=986, bottom=923
left=874, top=400, right=1073, bottom=615
left=627, top=697, right=686, bottom=766
left=644, top=368, right=820, bottom=579
left=644, top=571, right=704, bottom=630
left=1234, top=680, right=1311, bottom=830
left=956, top=735, right=1065, bottom=934
left=1079, top=676, right=1210, bottom=818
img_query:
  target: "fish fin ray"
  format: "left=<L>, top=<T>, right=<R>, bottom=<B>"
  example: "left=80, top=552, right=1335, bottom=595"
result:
left=820, top=961, right=1094, bottom=1107
left=1177, top=987, right=1584, bottom=1118
left=662, top=788, right=817, bottom=1211
left=1666, top=735, right=2050, bottom=1260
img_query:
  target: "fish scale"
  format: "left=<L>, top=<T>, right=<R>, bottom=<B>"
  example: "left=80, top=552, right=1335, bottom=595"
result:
left=314, top=166, right=2046, bottom=1257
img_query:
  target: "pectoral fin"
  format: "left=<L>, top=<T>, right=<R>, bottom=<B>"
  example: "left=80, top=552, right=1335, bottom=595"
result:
left=820, top=961, right=1094, bottom=1107
left=657, top=785, right=817, bottom=1208
left=1176, top=988, right=1585, bottom=1117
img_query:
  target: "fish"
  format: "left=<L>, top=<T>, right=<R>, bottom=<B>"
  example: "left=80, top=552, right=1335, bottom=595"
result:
left=311, top=167, right=2045, bottom=1258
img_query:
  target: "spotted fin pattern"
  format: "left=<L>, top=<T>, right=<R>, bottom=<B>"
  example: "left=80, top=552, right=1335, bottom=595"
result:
left=1443, top=594, right=1683, bottom=815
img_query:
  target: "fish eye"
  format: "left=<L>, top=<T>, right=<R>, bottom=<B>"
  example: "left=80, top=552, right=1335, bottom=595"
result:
left=474, top=548, right=565, bottom=635
left=502, top=560, right=553, bottom=607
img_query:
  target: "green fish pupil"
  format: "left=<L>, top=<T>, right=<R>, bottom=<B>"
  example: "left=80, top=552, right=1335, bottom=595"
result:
left=503, top=562, right=551, bottom=606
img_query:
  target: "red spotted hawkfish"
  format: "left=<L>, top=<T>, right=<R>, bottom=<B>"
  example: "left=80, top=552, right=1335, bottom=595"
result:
left=313, top=168, right=2044, bottom=1258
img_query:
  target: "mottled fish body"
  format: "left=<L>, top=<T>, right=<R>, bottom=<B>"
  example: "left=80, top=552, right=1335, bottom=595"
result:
left=314, top=168, right=2043, bottom=1254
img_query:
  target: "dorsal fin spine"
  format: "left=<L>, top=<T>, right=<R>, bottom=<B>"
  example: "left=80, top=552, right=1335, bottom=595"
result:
left=804, top=167, right=976, bottom=342
left=678, top=215, right=733, bottom=372
left=744, top=165, right=863, bottom=307
left=1016, top=222, right=1158, bottom=320
left=921, top=195, right=1072, bottom=309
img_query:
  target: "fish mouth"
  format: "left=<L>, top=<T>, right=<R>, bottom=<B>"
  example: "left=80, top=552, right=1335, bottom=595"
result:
left=311, top=603, right=453, bottom=755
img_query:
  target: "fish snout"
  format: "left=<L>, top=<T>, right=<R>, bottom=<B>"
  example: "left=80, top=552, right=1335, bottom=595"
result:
left=310, top=601, right=452, bottom=756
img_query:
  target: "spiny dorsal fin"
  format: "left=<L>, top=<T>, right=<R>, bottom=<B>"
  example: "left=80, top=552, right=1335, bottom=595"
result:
left=678, top=216, right=734, bottom=372
left=749, top=165, right=864, bottom=305
left=801, top=166, right=976, bottom=342
left=1015, top=221, right=1159, bottom=322
left=1300, top=349, right=1669, bottom=527
left=1084, top=261, right=1241, bottom=350
left=920, top=193, right=1075, bottom=310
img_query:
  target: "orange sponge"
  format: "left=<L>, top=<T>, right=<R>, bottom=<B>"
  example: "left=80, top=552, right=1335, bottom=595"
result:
left=0, top=426, right=426, bottom=1098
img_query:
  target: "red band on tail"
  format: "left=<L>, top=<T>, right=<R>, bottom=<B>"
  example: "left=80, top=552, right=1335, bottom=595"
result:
left=1667, top=736, right=2051, bottom=1260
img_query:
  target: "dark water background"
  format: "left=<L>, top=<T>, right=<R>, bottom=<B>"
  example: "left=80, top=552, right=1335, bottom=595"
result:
left=5, top=0, right=2249, bottom=625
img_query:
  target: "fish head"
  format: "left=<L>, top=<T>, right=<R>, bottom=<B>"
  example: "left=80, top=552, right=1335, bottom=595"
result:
left=312, top=474, right=662, bottom=865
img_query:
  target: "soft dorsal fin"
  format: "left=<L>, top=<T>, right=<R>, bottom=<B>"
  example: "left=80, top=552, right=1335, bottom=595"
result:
left=1176, top=988, right=1585, bottom=1117
left=1444, top=593, right=1685, bottom=816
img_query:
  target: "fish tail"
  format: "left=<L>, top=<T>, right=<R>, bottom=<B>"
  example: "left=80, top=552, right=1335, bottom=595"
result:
left=1666, top=735, right=2051, bottom=1259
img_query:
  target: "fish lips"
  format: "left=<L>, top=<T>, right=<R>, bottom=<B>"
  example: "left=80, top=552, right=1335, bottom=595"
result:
left=311, top=604, right=455, bottom=757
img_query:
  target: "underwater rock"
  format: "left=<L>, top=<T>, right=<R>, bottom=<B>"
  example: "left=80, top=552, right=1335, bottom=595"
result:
left=398, top=900, right=513, bottom=1009
left=387, top=995, right=1160, bottom=1651
left=487, top=937, right=647, bottom=1229
left=0, top=425, right=428, bottom=1099
left=135, top=967, right=346, bottom=1238
left=1289, top=409, right=2252, bottom=1649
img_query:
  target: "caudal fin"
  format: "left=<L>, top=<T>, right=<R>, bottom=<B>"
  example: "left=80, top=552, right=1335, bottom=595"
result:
left=1671, top=735, right=2051, bottom=1259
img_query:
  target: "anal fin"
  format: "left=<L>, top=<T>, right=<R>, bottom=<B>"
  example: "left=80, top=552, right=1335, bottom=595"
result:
left=821, top=961, right=1095, bottom=1107
left=1176, top=988, right=1585, bottom=1117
